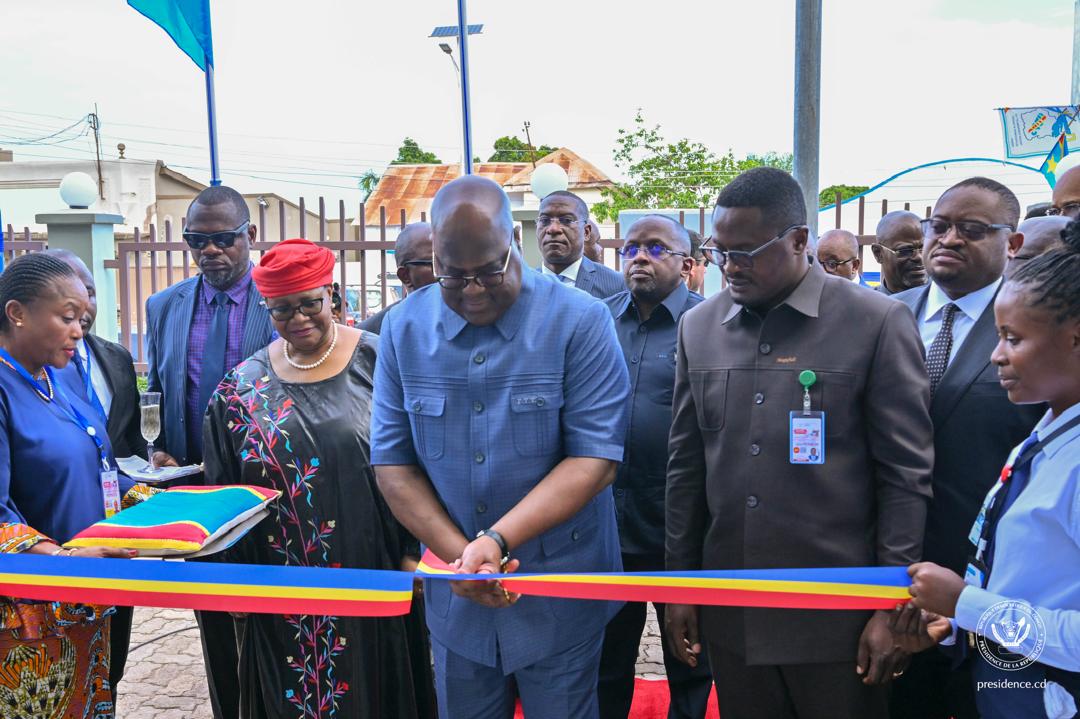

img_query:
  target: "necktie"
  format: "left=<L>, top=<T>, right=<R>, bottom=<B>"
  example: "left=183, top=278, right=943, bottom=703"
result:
left=925, top=303, right=958, bottom=398
left=195, top=291, right=231, bottom=455
left=74, top=343, right=107, bottom=421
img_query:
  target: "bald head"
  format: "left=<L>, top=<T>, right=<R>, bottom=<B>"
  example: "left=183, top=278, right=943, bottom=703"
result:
left=1006, top=215, right=1070, bottom=278
left=1052, top=166, right=1080, bottom=221
left=45, top=249, right=96, bottom=331
left=394, top=222, right=433, bottom=264
left=816, top=229, right=860, bottom=280
left=876, top=211, right=922, bottom=244
left=430, top=176, right=520, bottom=326
left=431, top=176, right=513, bottom=256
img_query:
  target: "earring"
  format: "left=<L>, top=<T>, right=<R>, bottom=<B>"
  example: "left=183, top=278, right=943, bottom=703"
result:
left=14, top=322, right=22, bottom=328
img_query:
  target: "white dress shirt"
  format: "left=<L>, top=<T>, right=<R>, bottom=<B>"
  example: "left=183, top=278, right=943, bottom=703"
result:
left=919, top=278, right=1002, bottom=365
left=541, top=256, right=583, bottom=285
left=78, top=338, right=113, bottom=418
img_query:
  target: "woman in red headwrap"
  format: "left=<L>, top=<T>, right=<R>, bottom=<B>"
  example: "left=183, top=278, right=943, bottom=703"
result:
left=201, top=239, right=434, bottom=719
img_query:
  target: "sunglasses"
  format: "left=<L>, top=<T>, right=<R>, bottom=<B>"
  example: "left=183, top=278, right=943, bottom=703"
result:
left=875, top=243, right=922, bottom=260
left=183, top=221, right=250, bottom=250
left=617, top=243, right=689, bottom=261
left=702, top=224, right=805, bottom=270
left=920, top=218, right=1013, bottom=242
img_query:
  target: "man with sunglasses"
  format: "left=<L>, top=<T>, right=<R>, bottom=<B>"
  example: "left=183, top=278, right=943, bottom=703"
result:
left=372, top=176, right=630, bottom=719
left=665, top=167, right=934, bottom=719
left=890, top=178, right=1043, bottom=719
left=597, top=216, right=711, bottom=719
left=815, top=229, right=862, bottom=281
left=870, top=211, right=927, bottom=296
left=360, top=222, right=435, bottom=334
left=144, top=185, right=274, bottom=719
left=537, top=190, right=625, bottom=299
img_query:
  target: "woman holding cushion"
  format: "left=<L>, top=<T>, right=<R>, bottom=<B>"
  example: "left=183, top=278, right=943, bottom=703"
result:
left=202, top=238, right=433, bottom=719
left=0, top=253, right=140, bottom=718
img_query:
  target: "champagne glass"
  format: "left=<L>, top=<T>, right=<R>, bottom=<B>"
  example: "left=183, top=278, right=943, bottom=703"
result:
left=140, top=392, right=162, bottom=471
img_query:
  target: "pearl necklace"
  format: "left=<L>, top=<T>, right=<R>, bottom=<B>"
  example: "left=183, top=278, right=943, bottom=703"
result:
left=283, top=323, right=338, bottom=370
left=0, top=358, right=53, bottom=401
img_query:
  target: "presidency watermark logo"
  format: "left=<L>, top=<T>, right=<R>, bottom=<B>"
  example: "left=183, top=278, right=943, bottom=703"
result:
left=975, top=600, right=1046, bottom=671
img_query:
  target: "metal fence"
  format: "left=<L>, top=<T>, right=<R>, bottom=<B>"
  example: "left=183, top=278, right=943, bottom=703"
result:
left=3, top=191, right=927, bottom=369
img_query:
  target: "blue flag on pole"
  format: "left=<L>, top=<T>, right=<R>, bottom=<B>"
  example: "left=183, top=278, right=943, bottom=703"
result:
left=1038, top=133, right=1069, bottom=188
left=128, top=0, right=213, bottom=70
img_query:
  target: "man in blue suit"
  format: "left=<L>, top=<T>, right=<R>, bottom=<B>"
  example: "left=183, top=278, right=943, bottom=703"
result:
left=373, top=176, right=630, bottom=718
left=145, top=185, right=274, bottom=719
left=538, top=190, right=625, bottom=298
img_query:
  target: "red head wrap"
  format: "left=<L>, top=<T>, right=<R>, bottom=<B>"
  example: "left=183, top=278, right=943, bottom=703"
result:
left=252, top=238, right=336, bottom=298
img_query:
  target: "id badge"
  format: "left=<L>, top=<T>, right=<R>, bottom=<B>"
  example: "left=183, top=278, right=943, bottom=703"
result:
left=101, top=470, right=121, bottom=518
left=968, top=509, right=986, bottom=547
left=963, top=560, right=986, bottom=588
left=789, top=411, right=825, bottom=464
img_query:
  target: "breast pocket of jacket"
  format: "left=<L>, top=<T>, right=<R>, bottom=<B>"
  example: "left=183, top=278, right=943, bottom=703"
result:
left=792, top=371, right=856, bottom=439
left=406, top=394, right=446, bottom=460
left=689, top=369, right=728, bottom=431
left=510, top=389, right=564, bottom=457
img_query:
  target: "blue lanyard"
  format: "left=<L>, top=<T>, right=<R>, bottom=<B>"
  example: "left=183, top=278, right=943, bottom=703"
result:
left=0, top=347, right=111, bottom=471
left=75, top=343, right=107, bottom=421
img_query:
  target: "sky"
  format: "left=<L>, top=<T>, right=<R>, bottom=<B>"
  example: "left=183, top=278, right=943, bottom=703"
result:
left=0, top=0, right=1074, bottom=214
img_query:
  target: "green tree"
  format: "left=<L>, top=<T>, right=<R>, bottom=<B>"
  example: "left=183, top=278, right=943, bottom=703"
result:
left=738, top=151, right=793, bottom=173
left=357, top=170, right=380, bottom=201
left=591, top=110, right=740, bottom=222
left=819, top=184, right=869, bottom=208
left=487, top=135, right=557, bottom=163
left=391, top=137, right=441, bottom=165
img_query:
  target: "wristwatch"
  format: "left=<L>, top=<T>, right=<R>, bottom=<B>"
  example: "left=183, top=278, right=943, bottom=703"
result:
left=476, top=528, right=510, bottom=567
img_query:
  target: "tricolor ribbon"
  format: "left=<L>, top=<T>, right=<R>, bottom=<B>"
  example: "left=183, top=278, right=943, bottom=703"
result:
left=0, top=550, right=911, bottom=618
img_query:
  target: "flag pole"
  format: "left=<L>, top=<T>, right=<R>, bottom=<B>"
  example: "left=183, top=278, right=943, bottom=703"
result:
left=205, top=60, right=221, bottom=186
left=456, top=0, right=474, bottom=175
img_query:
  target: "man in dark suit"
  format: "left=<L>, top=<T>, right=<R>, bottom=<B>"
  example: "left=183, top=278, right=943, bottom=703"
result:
left=49, top=249, right=143, bottom=702
left=537, top=190, right=624, bottom=298
left=665, top=168, right=934, bottom=719
left=145, top=185, right=274, bottom=719
left=359, top=222, right=434, bottom=334
left=870, top=211, right=927, bottom=296
left=889, top=177, right=1043, bottom=719
left=598, top=216, right=711, bottom=719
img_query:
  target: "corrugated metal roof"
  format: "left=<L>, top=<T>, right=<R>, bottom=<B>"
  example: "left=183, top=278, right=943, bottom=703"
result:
left=502, top=148, right=614, bottom=191
left=363, top=149, right=615, bottom=226
left=363, top=162, right=528, bottom=226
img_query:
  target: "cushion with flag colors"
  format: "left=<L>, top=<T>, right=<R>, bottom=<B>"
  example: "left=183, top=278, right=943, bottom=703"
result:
left=65, top=485, right=280, bottom=556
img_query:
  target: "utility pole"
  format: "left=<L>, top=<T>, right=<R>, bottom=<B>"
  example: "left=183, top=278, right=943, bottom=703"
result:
left=793, top=0, right=822, bottom=236
left=1072, top=0, right=1080, bottom=104
left=523, top=121, right=538, bottom=167
left=90, top=104, right=105, bottom=200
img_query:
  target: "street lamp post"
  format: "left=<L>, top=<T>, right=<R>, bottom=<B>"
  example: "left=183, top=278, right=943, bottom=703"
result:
left=430, top=19, right=483, bottom=174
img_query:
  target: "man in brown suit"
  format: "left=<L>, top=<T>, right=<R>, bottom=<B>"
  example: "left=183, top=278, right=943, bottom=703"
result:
left=664, top=167, right=935, bottom=719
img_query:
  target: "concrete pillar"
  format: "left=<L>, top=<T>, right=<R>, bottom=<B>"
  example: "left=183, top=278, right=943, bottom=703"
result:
left=513, top=209, right=541, bottom=269
left=34, top=210, right=123, bottom=343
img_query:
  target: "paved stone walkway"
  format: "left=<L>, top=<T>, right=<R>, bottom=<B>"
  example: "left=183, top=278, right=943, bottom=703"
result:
left=116, top=605, right=666, bottom=718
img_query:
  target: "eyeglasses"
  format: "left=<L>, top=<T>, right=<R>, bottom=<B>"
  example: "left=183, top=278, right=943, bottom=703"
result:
left=183, top=221, right=250, bottom=250
left=920, top=218, right=1014, bottom=242
left=400, top=260, right=434, bottom=269
left=820, top=257, right=857, bottom=272
left=537, top=214, right=580, bottom=228
left=617, top=243, right=689, bottom=261
left=264, top=297, right=324, bottom=321
left=875, top=243, right=922, bottom=260
left=1046, top=202, right=1080, bottom=219
left=701, top=224, right=805, bottom=270
left=434, top=242, right=514, bottom=290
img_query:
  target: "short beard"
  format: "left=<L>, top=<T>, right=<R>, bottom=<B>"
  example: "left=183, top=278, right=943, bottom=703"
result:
left=203, top=266, right=242, bottom=289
